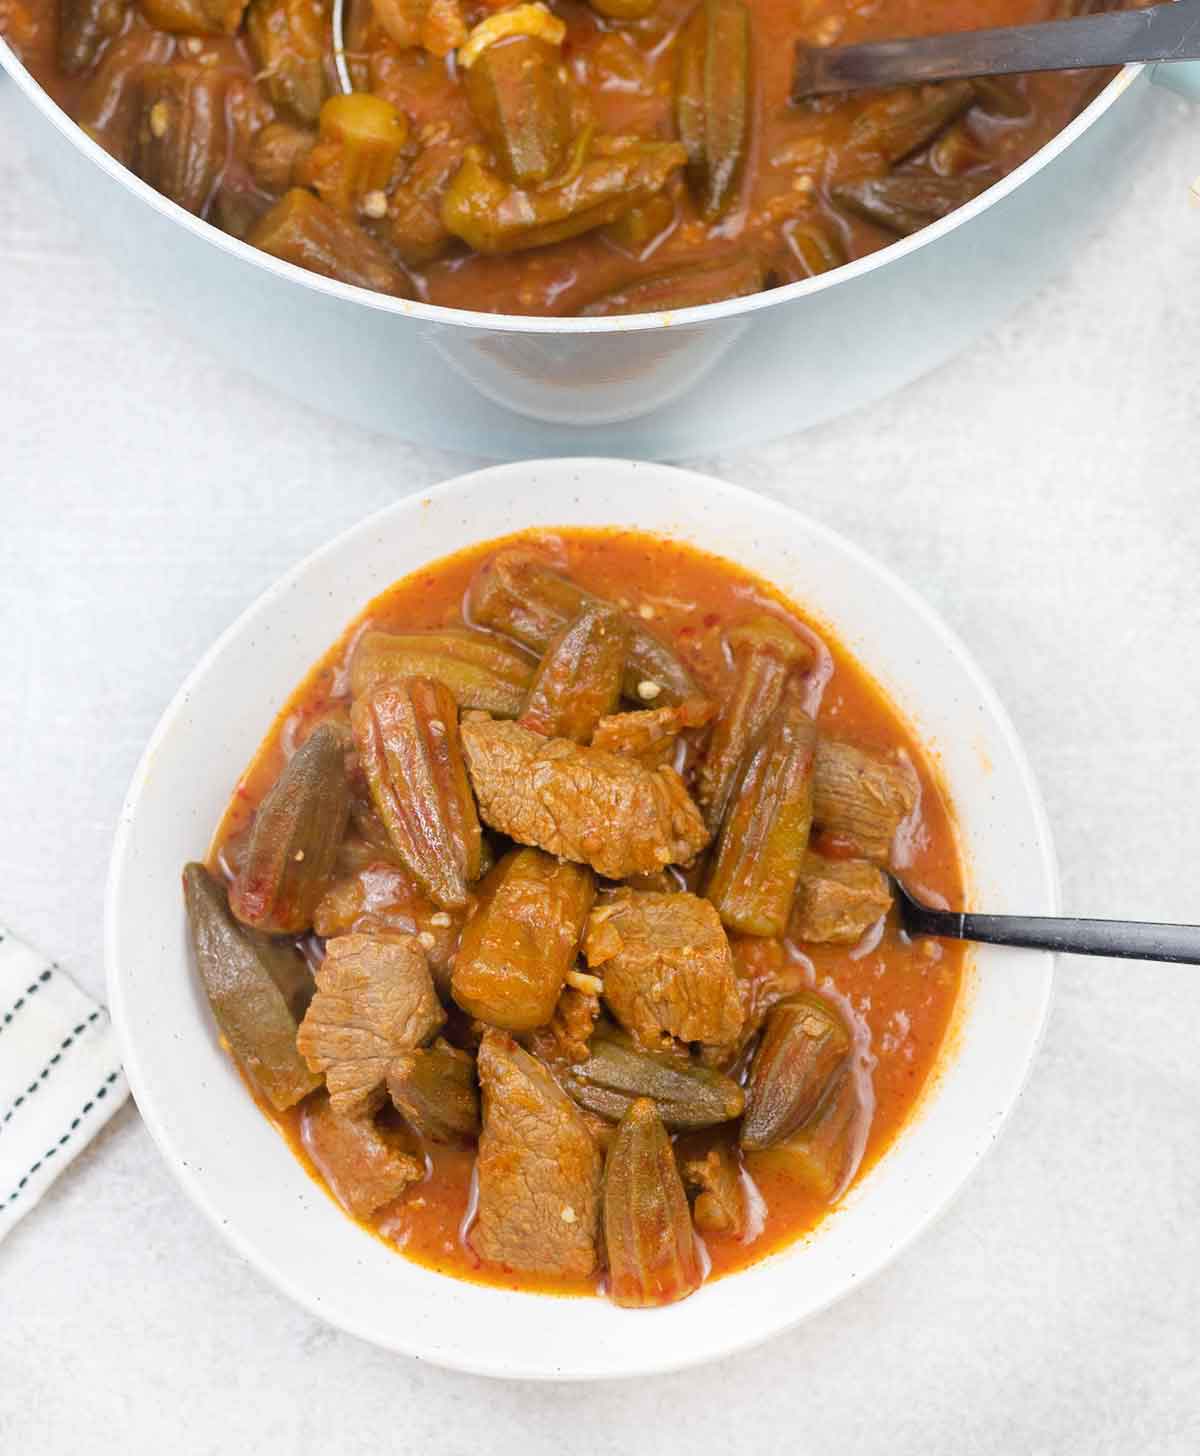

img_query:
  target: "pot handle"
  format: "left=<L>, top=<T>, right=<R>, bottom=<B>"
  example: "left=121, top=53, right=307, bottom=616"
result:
left=1150, top=60, right=1200, bottom=101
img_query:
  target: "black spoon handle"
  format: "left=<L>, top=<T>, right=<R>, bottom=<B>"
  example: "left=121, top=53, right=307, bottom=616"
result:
left=793, top=0, right=1200, bottom=100
left=905, top=907, right=1200, bottom=963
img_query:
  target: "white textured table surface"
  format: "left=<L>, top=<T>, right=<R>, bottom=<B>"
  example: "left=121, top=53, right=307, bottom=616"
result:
left=4, top=78, right=1200, bottom=1454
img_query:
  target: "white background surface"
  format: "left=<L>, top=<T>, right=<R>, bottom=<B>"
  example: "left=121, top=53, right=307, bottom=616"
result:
left=3, top=73, right=1200, bottom=1454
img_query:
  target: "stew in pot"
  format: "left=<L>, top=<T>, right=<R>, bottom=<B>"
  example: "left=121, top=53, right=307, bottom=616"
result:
left=181, top=529, right=965, bottom=1305
left=4, top=0, right=1113, bottom=314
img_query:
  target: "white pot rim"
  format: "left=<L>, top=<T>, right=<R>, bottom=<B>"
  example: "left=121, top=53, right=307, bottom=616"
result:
left=0, top=36, right=1139, bottom=336
left=104, top=459, right=1059, bottom=1379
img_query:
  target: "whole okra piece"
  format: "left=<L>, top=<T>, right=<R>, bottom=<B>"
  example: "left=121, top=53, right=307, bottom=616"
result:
left=246, top=0, right=327, bottom=125
left=833, top=172, right=991, bottom=236
left=699, top=614, right=814, bottom=834
left=769, top=1061, right=861, bottom=1201
left=467, top=547, right=699, bottom=704
left=839, top=81, right=975, bottom=172
left=676, top=0, right=752, bottom=221
left=705, top=691, right=818, bottom=937
left=741, top=992, right=849, bottom=1151
left=229, top=722, right=351, bottom=935
left=248, top=190, right=415, bottom=298
left=603, top=1099, right=703, bottom=1308
left=565, top=1026, right=744, bottom=1130
left=580, top=255, right=763, bottom=316
left=183, top=863, right=321, bottom=1111
left=463, top=35, right=572, bottom=186
left=351, top=627, right=536, bottom=717
left=351, top=678, right=483, bottom=909
left=518, top=603, right=630, bottom=742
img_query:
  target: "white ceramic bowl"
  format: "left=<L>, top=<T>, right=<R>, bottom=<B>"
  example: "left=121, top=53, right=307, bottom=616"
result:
left=105, top=459, right=1057, bottom=1379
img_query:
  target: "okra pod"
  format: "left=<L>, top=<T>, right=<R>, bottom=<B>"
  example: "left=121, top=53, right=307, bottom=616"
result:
left=741, top=992, right=849, bottom=1150
left=580, top=255, right=763, bottom=316
left=351, top=679, right=482, bottom=909
left=676, top=0, right=751, bottom=221
left=464, top=35, right=572, bottom=186
left=229, top=722, right=350, bottom=935
left=467, top=548, right=699, bottom=705
left=699, top=614, right=814, bottom=833
left=565, top=1026, right=744, bottom=1129
left=248, top=189, right=415, bottom=297
left=705, top=693, right=817, bottom=937
left=351, top=628, right=535, bottom=717
left=183, top=863, right=321, bottom=1111
left=519, top=603, right=630, bottom=742
left=604, top=1099, right=704, bottom=1307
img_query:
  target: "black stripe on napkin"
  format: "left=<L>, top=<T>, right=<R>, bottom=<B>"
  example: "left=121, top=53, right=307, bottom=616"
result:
left=0, top=967, right=55, bottom=1038
left=0, top=1010, right=103, bottom=1129
left=2, top=1071, right=122, bottom=1207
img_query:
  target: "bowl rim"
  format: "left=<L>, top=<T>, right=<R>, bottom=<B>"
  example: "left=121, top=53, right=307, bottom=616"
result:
left=0, top=34, right=1138, bottom=337
left=104, top=458, right=1059, bottom=1378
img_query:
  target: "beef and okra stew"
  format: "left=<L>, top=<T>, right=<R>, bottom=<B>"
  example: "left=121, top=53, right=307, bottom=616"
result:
left=7, top=0, right=1112, bottom=315
left=184, top=530, right=964, bottom=1306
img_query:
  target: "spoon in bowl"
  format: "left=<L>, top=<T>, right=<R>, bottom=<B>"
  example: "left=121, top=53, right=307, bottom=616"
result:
left=890, top=874, right=1200, bottom=962
left=793, top=0, right=1200, bottom=101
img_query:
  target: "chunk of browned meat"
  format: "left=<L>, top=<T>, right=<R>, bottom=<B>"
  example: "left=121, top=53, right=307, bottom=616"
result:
left=679, top=1133, right=746, bottom=1237
left=183, top=863, right=320, bottom=1112
left=814, top=739, right=918, bottom=862
left=300, top=1094, right=424, bottom=1218
left=789, top=852, right=893, bottom=943
left=313, top=853, right=465, bottom=997
left=460, top=716, right=709, bottom=879
left=584, top=891, right=742, bottom=1051
left=523, top=986, right=600, bottom=1067
left=471, top=1030, right=603, bottom=1280
left=296, top=932, right=445, bottom=1118
left=590, top=696, right=715, bottom=768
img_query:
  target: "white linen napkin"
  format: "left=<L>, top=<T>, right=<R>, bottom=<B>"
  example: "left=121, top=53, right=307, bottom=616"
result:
left=0, top=924, right=129, bottom=1242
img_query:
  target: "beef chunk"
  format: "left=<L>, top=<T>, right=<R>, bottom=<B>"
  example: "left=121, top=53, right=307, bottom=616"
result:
left=471, top=1030, right=603, bottom=1279
left=679, top=1134, right=746, bottom=1238
left=300, top=1094, right=424, bottom=1218
left=296, top=932, right=445, bottom=1118
left=789, top=852, right=893, bottom=943
left=584, top=891, right=743, bottom=1050
left=460, top=715, right=709, bottom=879
left=814, top=740, right=919, bottom=863
left=313, top=854, right=466, bottom=997
left=386, top=1041, right=480, bottom=1143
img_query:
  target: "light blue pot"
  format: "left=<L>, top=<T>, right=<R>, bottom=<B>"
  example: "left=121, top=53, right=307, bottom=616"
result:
left=2, top=44, right=1196, bottom=458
